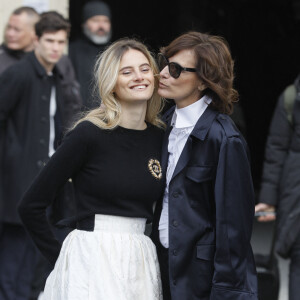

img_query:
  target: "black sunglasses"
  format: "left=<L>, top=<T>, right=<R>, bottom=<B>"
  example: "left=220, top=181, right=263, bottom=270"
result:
left=157, top=53, right=197, bottom=79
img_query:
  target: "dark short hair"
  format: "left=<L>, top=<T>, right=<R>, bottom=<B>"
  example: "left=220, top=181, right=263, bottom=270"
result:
left=35, top=11, right=70, bottom=38
left=161, top=31, right=238, bottom=114
left=13, top=6, right=39, bottom=18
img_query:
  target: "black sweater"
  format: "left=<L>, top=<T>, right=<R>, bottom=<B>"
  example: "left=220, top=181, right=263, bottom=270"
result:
left=18, top=121, right=164, bottom=265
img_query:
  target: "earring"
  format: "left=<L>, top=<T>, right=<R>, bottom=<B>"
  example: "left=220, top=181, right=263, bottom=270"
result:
left=198, top=83, right=205, bottom=91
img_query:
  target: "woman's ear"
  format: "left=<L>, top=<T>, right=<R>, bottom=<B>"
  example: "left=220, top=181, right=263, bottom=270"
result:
left=197, top=81, right=206, bottom=92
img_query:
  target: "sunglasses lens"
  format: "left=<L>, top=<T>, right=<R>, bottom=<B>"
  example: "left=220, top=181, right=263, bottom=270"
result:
left=169, top=63, right=181, bottom=79
left=158, top=55, right=167, bottom=71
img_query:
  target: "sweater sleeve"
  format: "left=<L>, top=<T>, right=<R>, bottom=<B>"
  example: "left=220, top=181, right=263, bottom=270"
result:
left=258, top=92, right=293, bottom=206
left=18, top=121, right=92, bottom=266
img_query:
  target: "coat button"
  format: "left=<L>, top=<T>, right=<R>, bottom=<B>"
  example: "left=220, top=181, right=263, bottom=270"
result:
left=41, top=95, right=48, bottom=102
left=40, top=117, right=47, bottom=123
left=37, top=160, right=43, bottom=167
left=173, top=192, right=179, bottom=198
left=39, top=139, right=46, bottom=146
left=172, top=220, right=178, bottom=227
left=172, top=249, right=178, bottom=256
left=173, top=279, right=177, bottom=285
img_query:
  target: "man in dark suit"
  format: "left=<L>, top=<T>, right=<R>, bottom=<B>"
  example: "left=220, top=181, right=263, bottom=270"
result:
left=0, top=12, right=73, bottom=300
left=151, top=32, right=258, bottom=300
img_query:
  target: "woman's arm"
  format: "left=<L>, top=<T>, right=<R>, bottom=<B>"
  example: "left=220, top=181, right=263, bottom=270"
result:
left=212, top=136, right=258, bottom=299
left=18, top=122, right=91, bottom=266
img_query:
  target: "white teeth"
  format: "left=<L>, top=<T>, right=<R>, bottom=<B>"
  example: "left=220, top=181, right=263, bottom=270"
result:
left=132, top=85, right=146, bottom=90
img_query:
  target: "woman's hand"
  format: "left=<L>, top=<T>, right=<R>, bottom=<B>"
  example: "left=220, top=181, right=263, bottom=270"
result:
left=255, top=203, right=276, bottom=222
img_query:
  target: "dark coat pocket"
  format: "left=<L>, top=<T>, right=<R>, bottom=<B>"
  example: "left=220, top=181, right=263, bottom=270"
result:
left=186, top=166, right=214, bottom=183
left=196, top=244, right=215, bottom=261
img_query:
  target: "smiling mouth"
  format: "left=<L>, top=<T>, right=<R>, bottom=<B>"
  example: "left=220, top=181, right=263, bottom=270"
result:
left=130, top=85, right=148, bottom=90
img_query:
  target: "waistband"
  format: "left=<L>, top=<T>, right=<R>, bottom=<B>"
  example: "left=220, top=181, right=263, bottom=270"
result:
left=76, top=214, right=146, bottom=234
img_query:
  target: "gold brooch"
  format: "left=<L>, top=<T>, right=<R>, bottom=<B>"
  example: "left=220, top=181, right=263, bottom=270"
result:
left=148, top=159, right=162, bottom=180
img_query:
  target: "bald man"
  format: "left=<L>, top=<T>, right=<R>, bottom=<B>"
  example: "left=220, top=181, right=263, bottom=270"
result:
left=0, top=7, right=39, bottom=73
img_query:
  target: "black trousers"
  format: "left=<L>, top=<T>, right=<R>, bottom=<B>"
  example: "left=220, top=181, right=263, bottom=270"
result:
left=0, top=223, right=37, bottom=300
left=289, top=231, right=300, bottom=300
left=156, top=242, right=172, bottom=300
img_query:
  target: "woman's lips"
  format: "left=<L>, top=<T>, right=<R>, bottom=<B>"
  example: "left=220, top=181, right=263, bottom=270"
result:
left=159, top=82, right=168, bottom=88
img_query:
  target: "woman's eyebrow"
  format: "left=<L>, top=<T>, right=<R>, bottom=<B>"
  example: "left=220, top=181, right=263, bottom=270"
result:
left=119, top=63, right=150, bottom=72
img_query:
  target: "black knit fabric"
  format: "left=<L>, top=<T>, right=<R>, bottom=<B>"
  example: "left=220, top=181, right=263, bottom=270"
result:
left=18, top=121, right=164, bottom=265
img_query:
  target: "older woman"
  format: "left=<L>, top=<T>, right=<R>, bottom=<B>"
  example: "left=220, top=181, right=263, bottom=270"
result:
left=151, top=32, right=258, bottom=300
left=18, top=39, right=164, bottom=300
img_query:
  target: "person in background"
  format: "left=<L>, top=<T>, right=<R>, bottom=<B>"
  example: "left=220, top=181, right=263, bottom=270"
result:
left=18, top=38, right=165, bottom=299
left=69, top=0, right=112, bottom=109
left=255, top=73, right=300, bottom=300
left=0, top=7, right=82, bottom=127
left=0, top=12, right=72, bottom=300
left=151, top=31, right=258, bottom=300
left=0, top=6, right=39, bottom=73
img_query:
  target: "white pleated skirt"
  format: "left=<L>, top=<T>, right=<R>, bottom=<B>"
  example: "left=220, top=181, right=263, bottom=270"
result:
left=43, top=214, right=163, bottom=300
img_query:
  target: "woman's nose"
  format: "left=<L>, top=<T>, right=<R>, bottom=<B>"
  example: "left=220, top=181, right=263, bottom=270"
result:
left=134, top=71, right=144, bottom=81
left=160, top=66, right=170, bottom=78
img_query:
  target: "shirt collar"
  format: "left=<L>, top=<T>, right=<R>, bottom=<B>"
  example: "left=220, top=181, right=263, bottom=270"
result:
left=171, top=95, right=212, bottom=128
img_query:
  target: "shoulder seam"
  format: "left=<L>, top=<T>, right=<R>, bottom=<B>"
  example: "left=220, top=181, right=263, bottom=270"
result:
left=216, top=115, right=240, bottom=138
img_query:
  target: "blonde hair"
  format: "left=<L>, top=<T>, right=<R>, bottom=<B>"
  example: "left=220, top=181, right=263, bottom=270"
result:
left=74, top=38, right=165, bottom=129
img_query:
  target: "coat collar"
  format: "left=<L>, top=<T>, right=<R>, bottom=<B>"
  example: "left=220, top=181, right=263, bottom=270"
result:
left=190, top=105, right=219, bottom=140
left=162, top=105, right=219, bottom=181
left=27, top=51, right=63, bottom=80
left=171, top=95, right=211, bottom=129
left=1, top=43, right=26, bottom=60
left=164, top=105, right=219, bottom=140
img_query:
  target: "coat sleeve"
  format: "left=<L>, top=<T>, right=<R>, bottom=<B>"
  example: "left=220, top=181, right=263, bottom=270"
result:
left=211, top=136, right=258, bottom=299
left=258, top=92, right=292, bottom=206
left=0, top=66, right=24, bottom=207
left=0, top=65, right=25, bottom=126
left=56, top=55, right=82, bottom=128
left=18, top=122, right=91, bottom=266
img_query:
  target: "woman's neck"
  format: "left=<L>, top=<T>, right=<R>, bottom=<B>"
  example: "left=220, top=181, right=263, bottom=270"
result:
left=119, top=102, right=147, bottom=130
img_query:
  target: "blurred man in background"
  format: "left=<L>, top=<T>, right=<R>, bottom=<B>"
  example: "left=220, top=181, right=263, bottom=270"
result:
left=69, top=0, right=112, bottom=109
left=0, top=7, right=39, bottom=73
left=0, top=12, right=75, bottom=300
left=256, top=74, right=300, bottom=300
left=0, top=7, right=81, bottom=125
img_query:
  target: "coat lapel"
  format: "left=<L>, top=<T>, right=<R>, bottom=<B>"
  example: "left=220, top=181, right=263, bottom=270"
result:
left=171, top=106, right=219, bottom=181
left=161, top=125, right=172, bottom=174
left=171, top=135, right=193, bottom=180
left=161, top=107, right=175, bottom=175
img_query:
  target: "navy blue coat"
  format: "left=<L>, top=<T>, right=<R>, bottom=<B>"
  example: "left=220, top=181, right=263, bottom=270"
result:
left=152, top=106, right=258, bottom=300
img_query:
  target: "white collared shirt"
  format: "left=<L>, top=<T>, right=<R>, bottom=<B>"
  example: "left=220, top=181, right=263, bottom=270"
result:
left=49, top=86, right=57, bottom=157
left=158, top=95, right=211, bottom=248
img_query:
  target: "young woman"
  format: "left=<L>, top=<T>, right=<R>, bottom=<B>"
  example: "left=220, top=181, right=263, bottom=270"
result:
left=18, top=39, right=165, bottom=300
left=151, top=32, right=258, bottom=300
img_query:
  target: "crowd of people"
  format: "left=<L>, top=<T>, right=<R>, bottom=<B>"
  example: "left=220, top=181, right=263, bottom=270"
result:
left=0, top=1, right=299, bottom=300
